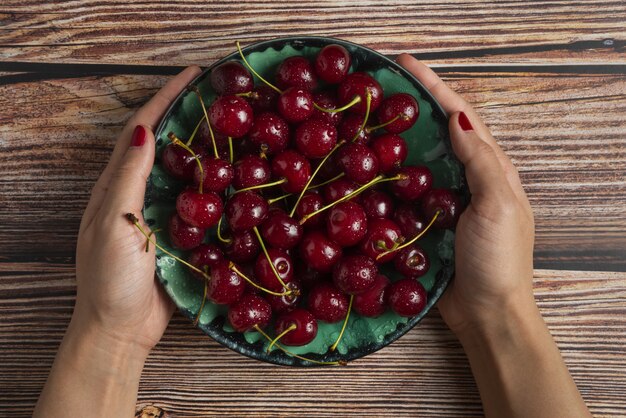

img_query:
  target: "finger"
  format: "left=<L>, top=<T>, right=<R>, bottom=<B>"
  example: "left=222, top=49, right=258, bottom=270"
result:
left=449, top=112, right=513, bottom=201
left=397, top=54, right=529, bottom=206
left=396, top=54, right=496, bottom=141
left=98, top=124, right=156, bottom=220
left=455, top=111, right=530, bottom=207
left=83, top=66, right=202, bottom=224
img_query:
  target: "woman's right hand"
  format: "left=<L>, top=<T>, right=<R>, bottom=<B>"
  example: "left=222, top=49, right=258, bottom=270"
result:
left=397, top=54, right=536, bottom=338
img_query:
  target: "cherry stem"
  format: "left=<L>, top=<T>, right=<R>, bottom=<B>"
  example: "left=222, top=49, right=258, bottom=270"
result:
left=330, top=294, right=353, bottom=352
left=168, top=132, right=204, bottom=194
left=187, top=86, right=220, bottom=160
left=254, top=325, right=346, bottom=366
left=186, top=115, right=206, bottom=147
left=193, top=280, right=208, bottom=326
left=351, top=90, right=372, bottom=142
left=365, top=113, right=403, bottom=133
left=236, top=41, right=282, bottom=94
left=289, top=140, right=346, bottom=217
left=376, top=210, right=441, bottom=261
left=308, top=172, right=345, bottom=190
left=229, top=262, right=292, bottom=297
left=228, top=136, right=234, bottom=164
left=126, top=213, right=210, bottom=280
left=300, top=174, right=386, bottom=225
left=259, top=144, right=269, bottom=160
left=313, top=95, right=361, bottom=113
left=266, top=323, right=296, bottom=353
left=268, top=193, right=292, bottom=204
left=252, top=226, right=290, bottom=292
left=234, top=178, right=286, bottom=194
left=235, top=91, right=255, bottom=98
left=145, top=228, right=162, bottom=252
left=216, top=216, right=232, bottom=244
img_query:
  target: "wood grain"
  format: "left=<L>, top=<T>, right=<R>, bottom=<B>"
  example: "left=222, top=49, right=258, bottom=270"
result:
left=1, top=71, right=624, bottom=270
left=1, top=1, right=625, bottom=416
left=0, top=1, right=624, bottom=66
left=0, top=268, right=624, bottom=417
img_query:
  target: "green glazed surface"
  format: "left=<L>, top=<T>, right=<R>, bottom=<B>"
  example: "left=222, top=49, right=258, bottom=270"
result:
left=146, top=37, right=465, bottom=366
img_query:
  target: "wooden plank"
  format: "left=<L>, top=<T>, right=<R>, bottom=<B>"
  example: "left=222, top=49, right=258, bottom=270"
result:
left=0, top=1, right=625, bottom=65
left=1, top=71, right=624, bottom=270
left=0, top=267, right=624, bottom=416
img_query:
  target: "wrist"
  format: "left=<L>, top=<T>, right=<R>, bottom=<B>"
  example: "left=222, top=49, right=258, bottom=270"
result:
left=454, top=294, right=543, bottom=350
left=60, top=314, right=149, bottom=387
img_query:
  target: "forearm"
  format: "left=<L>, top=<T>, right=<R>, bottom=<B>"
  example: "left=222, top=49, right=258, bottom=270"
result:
left=458, top=298, right=591, bottom=418
left=34, top=317, right=148, bottom=418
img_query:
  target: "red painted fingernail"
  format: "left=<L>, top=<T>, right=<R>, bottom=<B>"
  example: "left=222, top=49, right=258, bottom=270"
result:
left=458, top=112, right=473, bottom=132
left=131, top=125, right=147, bottom=147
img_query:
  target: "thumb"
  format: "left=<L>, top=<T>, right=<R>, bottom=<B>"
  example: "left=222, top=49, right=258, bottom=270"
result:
left=449, top=112, right=511, bottom=200
left=101, top=124, right=156, bottom=216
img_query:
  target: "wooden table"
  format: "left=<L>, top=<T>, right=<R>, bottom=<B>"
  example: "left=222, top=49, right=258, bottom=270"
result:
left=1, top=1, right=625, bottom=416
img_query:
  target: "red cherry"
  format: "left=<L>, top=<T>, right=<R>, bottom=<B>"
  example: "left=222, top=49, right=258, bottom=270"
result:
left=247, top=85, right=279, bottom=113
left=207, top=262, right=245, bottom=304
left=295, top=260, right=329, bottom=290
left=376, top=93, right=419, bottom=133
left=168, top=213, right=205, bottom=250
left=277, top=87, right=314, bottom=123
left=370, top=134, right=408, bottom=174
left=299, top=231, right=342, bottom=273
left=295, top=191, right=325, bottom=229
left=187, top=244, right=224, bottom=279
left=391, top=166, right=433, bottom=201
left=421, top=188, right=462, bottom=229
left=176, top=189, right=223, bottom=229
left=197, top=124, right=230, bottom=152
left=259, top=210, right=303, bottom=249
left=208, top=95, right=254, bottom=138
left=161, top=143, right=204, bottom=181
left=312, top=91, right=343, bottom=126
left=322, top=177, right=361, bottom=204
left=271, top=150, right=312, bottom=194
left=307, top=283, right=348, bottom=323
left=353, top=274, right=390, bottom=317
left=393, top=203, right=426, bottom=237
left=314, top=151, right=342, bottom=181
left=193, top=158, right=234, bottom=193
left=337, top=72, right=383, bottom=115
left=332, top=254, right=378, bottom=295
left=361, top=189, right=394, bottom=219
left=359, top=218, right=402, bottom=263
left=326, top=201, right=368, bottom=247
left=393, top=244, right=430, bottom=278
left=338, top=143, right=379, bottom=184
left=210, top=61, right=253, bottom=95
left=338, top=114, right=371, bottom=144
left=228, top=293, right=272, bottom=332
left=254, top=248, right=294, bottom=292
left=266, top=281, right=302, bottom=315
left=248, top=112, right=290, bottom=155
left=315, top=44, right=351, bottom=84
left=386, top=278, right=427, bottom=317
left=223, top=229, right=260, bottom=263
left=225, top=191, right=268, bottom=231
left=294, top=119, right=338, bottom=159
left=233, top=154, right=271, bottom=190
left=275, top=56, right=318, bottom=91
left=274, top=308, right=318, bottom=346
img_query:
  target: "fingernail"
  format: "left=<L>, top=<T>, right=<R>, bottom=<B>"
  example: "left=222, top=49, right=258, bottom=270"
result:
left=458, top=112, right=473, bottom=132
left=131, top=125, right=147, bottom=147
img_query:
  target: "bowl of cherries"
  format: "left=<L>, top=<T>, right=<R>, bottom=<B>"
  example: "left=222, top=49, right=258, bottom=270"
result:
left=141, top=36, right=468, bottom=366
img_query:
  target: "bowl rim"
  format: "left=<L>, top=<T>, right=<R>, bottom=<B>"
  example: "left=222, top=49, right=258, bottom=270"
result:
left=150, top=35, right=460, bottom=367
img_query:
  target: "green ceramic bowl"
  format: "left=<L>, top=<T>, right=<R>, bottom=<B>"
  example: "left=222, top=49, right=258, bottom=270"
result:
left=146, top=36, right=467, bottom=366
